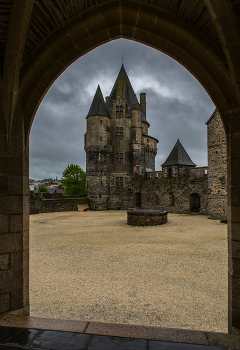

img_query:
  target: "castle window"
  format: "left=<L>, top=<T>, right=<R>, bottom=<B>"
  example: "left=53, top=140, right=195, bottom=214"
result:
left=156, top=195, right=159, bottom=205
left=168, top=167, right=172, bottom=178
left=100, top=136, right=102, bottom=141
left=116, top=127, right=123, bottom=140
left=116, top=177, right=123, bottom=190
left=116, top=106, right=123, bottom=118
left=120, top=106, right=123, bottom=118
left=100, top=120, right=102, bottom=124
left=120, top=153, right=123, bottom=165
left=156, top=173, right=158, bottom=178
left=116, top=153, right=123, bottom=166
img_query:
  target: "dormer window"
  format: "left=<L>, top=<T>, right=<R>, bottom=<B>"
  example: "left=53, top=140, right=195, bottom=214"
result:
left=120, top=106, right=123, bottom=118
left=116, top=106, right=123, bottom=118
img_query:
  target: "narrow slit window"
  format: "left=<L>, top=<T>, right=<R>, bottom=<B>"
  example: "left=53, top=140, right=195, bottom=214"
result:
left=120, top=127, right=123, bottom=140
left=116, top=106, right=119, bottom=118
left=116, top=127, right=119, bottom=140
left=116, top=153, right=119, bottom=165
left=120, top=106, right=123, bottom=118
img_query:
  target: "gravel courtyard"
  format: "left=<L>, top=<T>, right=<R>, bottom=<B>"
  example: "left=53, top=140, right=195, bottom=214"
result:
left=29, top=211, right=228, bottom=333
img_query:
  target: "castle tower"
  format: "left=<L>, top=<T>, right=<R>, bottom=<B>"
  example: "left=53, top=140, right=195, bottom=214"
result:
left=85, top=65, right=158, bottom=209
left=131, top=95, right=144, bottom=175
left=162, top=139, right=196, bottom=178
left=84, top=85, right=112, bottom=208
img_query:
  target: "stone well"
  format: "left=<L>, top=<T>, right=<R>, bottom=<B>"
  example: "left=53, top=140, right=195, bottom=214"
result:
left=127, top=209, right=168, bottom=226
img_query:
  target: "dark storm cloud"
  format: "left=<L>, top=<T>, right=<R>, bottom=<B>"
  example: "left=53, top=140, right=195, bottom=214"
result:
left=30, top=39, right=215, bottom=180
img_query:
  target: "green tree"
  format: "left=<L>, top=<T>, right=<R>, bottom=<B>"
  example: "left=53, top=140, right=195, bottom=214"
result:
left=39, top=186, right=49, bottom=193
left=61, top=164, right=86, bottom=195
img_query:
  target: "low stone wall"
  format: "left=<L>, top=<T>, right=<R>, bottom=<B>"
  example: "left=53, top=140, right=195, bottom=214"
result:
left=30, top=195, right=89, bottom=213
left=127, top=209, right=168, bottom=226
left=134, top=177, right=208, bottom=215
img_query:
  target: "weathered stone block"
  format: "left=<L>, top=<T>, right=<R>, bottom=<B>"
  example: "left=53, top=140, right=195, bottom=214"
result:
left=0, top=215, right=9, bottom=233
left=229, top=256, right=240, bottom=279
left=10, top=289, right=24, bottom=310
left=10, top=213, right=29, bottom=233
left=10, top=251, right=23, bottom=268
left=228, top=303, right=240, bottom=332
left=228, top=221, right=240, bottom=241
left=0, top=196, right=25, bottom=215
left=0, top=233, right=23, bottom=253
left=0, top=254, right=10, bottom=270
left=228, top=238, right=240, bottom=259
left=228, top=273, right=240, bottom=309
left=0, top=268, right=23, bottom=294
left=0, top=293, right=10, bottom=313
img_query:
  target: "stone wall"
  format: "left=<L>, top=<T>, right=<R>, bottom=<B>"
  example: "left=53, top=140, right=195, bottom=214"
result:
left=134, top=177, right=208, bottom=214
left=30, top=195, right=89, bottom=213
left=206, top=111, right=227, bottom=220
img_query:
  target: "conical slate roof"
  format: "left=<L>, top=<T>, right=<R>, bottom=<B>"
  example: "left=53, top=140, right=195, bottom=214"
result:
left=87, top=85, right=110, bottom=117
left=161, top=139, right=196, bottom=167
left=106, top=65, right=146, bottom=121
left=131, top=95, right=141, bottom=110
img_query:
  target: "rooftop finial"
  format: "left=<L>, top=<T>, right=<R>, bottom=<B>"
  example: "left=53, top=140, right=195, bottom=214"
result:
left=122, top=54, right=124, bottom=66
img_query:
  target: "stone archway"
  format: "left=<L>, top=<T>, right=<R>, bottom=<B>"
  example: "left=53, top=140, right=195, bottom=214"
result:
left=1, top=0, right=240, bottom=333
left=190, top=193, right=201, bottom=212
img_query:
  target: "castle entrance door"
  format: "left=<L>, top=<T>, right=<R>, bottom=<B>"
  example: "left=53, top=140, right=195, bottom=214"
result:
left=190, top=193, right=200, bottom=212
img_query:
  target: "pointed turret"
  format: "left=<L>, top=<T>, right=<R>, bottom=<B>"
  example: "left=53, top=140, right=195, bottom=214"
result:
left=87, top=85, right=110, bottom=117
left=162, top=139, right=196, bottom=167
left=131, top=95, right=142, bottom=111
left=106, top=65, right=146, bottom=122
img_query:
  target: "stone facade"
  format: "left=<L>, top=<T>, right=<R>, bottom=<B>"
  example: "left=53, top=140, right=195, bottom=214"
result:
left=85, top=66, right=158, bottom=210
left=85, top=86, right=227, bottom=218
left=134, top=173, right=208, bottom=215
left=206, top=110, right=227, bottom=220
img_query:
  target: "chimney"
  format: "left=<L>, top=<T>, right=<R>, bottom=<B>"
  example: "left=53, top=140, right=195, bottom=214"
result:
left=105, top=96, right=109, bottom=103
left=140, top=93, right=146, bottom=118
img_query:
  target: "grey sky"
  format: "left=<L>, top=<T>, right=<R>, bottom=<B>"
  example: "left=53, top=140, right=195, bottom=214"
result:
left=30, top=39, right=215, bottom=180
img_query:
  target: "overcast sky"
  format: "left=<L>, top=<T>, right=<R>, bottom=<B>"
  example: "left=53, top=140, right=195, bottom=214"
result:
left=30, top=39, right=215, bottom=180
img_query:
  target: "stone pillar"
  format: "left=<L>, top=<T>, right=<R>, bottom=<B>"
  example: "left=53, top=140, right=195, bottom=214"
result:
left=227, top=112, right=240, bottom=333
left=0, top=113, right=29, bottom=315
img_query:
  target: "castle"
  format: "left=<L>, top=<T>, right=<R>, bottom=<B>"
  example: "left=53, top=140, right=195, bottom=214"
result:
left=85, top=66, right=227, bottom=220
left=84, top=64, right=158, bottom=210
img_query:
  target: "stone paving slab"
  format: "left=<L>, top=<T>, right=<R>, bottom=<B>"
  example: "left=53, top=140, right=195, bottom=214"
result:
left=0, top=316, right=240, bottom=349
left=0, top=326, right=229, bottom=350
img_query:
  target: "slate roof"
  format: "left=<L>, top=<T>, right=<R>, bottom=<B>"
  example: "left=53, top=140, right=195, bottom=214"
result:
left=87, top=85, right=110, bottom=117
left=131, top=95, right=141, bottom=110
left=161, top=139, right=196, bottom=167
left=106, top=65, right=147, bottom=122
